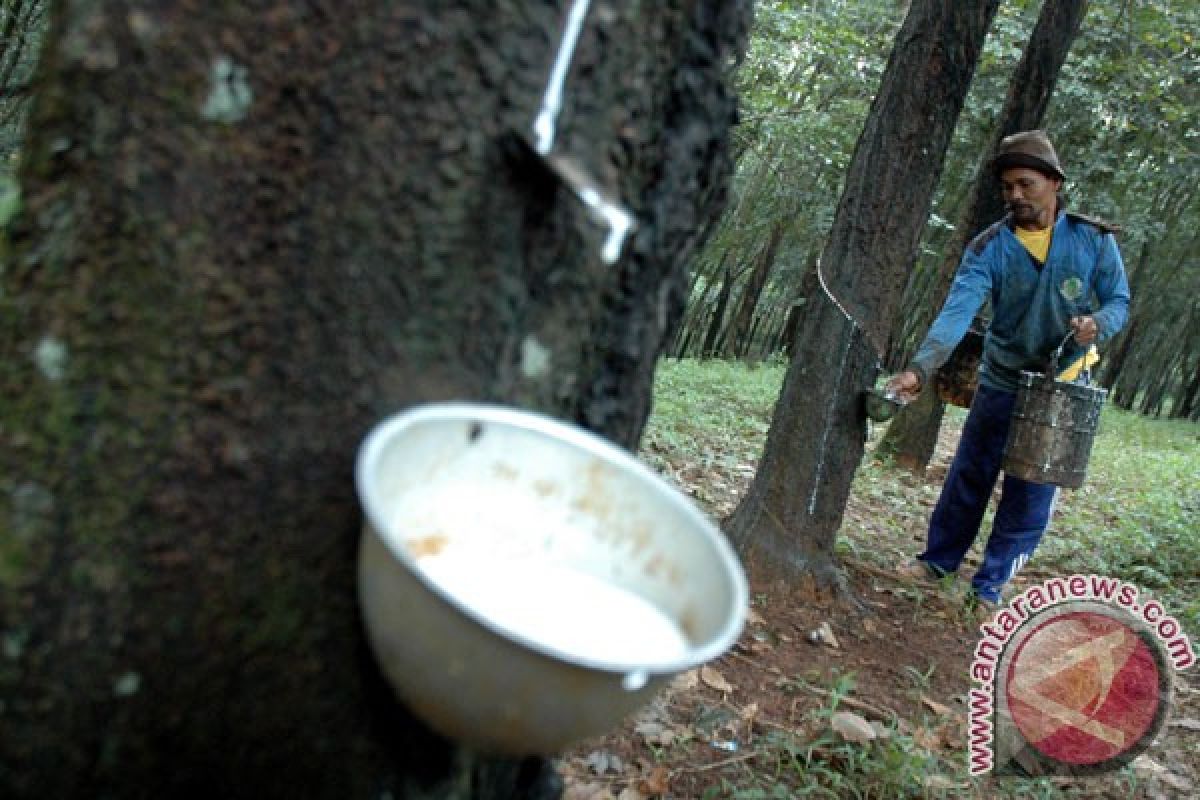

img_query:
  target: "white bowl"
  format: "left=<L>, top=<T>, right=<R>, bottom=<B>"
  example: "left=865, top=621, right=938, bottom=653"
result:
left=355, top=403, right=746, bottom=754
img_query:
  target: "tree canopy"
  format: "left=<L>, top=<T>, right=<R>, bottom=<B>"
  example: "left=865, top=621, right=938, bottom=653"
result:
left=676, top=0, right=1199, bottom=418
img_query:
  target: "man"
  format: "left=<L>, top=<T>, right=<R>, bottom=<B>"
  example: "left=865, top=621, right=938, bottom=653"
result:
left=887, top=130, right=1130, bottom=610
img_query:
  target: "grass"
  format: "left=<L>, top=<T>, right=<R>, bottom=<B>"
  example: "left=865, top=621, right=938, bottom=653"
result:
left=639, top=357, right=1198, bottom=797
left=645, top=357, right=1200, bottom=632
left=698, top=671, right=950, bottom=799
left=642, top=357, right=783, bottom=469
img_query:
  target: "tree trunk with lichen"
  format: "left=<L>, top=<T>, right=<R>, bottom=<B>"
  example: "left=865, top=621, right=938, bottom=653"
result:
left=0, top=1, right=750, bottom=797
left=724, top=0, right=999, bottom=590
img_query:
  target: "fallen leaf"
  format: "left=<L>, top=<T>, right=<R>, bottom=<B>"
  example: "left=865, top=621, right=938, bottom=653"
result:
left=700, top=666, right=733, bottom=693
left=816, top=621, right=840, bottom=648
left=922, top=694, right=954, bottom=717
left=746, top=607, right=765, bottom=627
left=565, top=783, right=616, bottom=800
left=1133, top=754, right=1167, bottom=775
left=671, top=669, right=699, bottom=691
left=617, top=788, right=647, bottom=800
left=743, top=638, right=774, bottom=655
left=831, top=711, right=876, bottom=743
left=634, top=720, right=665, bottom=738
left=1169, top=717, right=1200, bottom=732
left=584, top=750, right=624, bottom=776
left=739, top=702, right=760, bottom=727
left=1161, top=772, right=1195, bottom=793
left=913, top=726, right=943, bottom=751
left=637, top=765, right=670, bottom=796
left=634, top=721, right=677, bottom=747
left=925, top=775, right=967, bottom=790
left=938, top=720, right=967, bottom=749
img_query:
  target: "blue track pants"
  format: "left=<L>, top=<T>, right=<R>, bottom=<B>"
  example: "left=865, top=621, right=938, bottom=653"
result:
left=919, top=384, right=1058, bottom=603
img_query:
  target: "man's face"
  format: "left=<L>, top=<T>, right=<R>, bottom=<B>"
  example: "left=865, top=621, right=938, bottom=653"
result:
left=1000, top=167, right=1061, bottom=230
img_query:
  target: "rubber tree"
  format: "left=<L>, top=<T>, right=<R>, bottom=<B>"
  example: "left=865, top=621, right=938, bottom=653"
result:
left=0, top=1, right=750, bottom=797
left=879, top=0, right=1091, bottom=473
left=725, top=0, right=1001, bottom=588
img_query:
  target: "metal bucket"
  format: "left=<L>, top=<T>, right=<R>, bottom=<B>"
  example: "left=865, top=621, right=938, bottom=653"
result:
left=1002, top=371, right=1107, bottom=489
left=934, top=324, right=985, bottom=408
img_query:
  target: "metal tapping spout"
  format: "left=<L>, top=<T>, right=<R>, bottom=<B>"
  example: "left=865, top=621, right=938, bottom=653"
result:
left=525, top=0, right=636, bottom=265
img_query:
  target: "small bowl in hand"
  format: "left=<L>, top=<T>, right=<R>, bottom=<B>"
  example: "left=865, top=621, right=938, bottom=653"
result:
left=863, top=388, right=905, bottom=422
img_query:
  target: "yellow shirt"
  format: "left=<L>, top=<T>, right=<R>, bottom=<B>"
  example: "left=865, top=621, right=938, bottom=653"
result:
left=1014, top=224, right=1053, bottom=263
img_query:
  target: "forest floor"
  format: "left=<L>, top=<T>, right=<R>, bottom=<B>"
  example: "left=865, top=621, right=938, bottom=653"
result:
left=556, top=360, right=1200, bottom=800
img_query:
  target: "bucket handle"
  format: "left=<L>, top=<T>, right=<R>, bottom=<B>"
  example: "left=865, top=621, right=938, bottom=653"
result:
left=1046, top=329, right=1103, bottom=386
left=1044, top=331, right=1076, bottom=382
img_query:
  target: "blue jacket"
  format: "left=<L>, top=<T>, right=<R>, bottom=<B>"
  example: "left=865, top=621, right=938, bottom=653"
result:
left=911, top=210, right=1131, bottom=392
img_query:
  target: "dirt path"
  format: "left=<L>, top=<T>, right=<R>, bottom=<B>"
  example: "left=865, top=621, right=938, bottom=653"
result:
left=559, top=421, right=1200, bottom=799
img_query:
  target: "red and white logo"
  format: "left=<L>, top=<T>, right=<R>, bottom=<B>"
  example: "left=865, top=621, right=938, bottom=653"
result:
left=967, top=576, right=1194, bottom=777
left=998, top=602, right=1170, bottom=773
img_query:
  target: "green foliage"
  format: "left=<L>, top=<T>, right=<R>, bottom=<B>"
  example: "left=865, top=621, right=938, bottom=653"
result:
left=0, top=171, right=20, bottom=227
left=641, top=357, right=784, bottom=474
left=1, top=1, right=49, bottom=168
left=683, top=0, right=1198, bottom=414
left=676, top=0, right=907, bottom=359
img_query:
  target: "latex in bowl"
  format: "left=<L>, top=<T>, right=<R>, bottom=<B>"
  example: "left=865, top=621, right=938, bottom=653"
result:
left=355, top=403, right=747, bottom=754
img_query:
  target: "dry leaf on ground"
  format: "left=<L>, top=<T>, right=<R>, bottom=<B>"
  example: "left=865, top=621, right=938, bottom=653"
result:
left=700, top=666, right=733, bottom=693
left=921, top=694, right=953, bottom=717
left=637, top=765, right=670, bottom=796
left=584, top=750, right=624, bottom=776
left=926, top=775, right=967, bottom=790
left=633, top=721, right=680, bottom=747
left=564, top=783, right=616, bottom=800
left=831, top=711, right=876, bottom=743
left=671, top=669, right=699, bottom=691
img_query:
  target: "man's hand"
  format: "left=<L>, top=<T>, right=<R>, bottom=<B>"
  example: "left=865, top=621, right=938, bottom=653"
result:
left=885, top=370, right=922, bottom=404
left=1070, top=315, right=1099, bottom=346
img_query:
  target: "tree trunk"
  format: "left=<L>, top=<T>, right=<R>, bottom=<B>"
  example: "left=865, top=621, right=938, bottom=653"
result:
left=675, top=247, right=729, bottom=357
left=725, top=0, right=1000, bottom=588
left=881, top=0, right=1091, bottom=471
left=700, top=260, right=737, bottom=358
left=723, top=220, right=786, bottom=359
left=874, top=380, right=945, bottom=474
left=780, top=299, right=806, bottom=358
left=1173, top=309, right=1200, bottom=418
left=758, top=303, right=788, bottom=361
left=1098, top=235, right=1152, bottom=391
left=1100, top=318, right=1136, bottom=390
left=0, top=1, right=750, bottom=797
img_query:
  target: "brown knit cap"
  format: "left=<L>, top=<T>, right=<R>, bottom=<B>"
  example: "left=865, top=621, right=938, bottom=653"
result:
left=991, top=129, right=1066, bottom=181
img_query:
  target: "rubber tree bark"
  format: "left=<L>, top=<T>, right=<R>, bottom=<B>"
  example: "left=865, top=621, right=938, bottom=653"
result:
left=881, top=0, right=1091, bottom=472
left=0, top=1, right=750, bottom=797
left=725, top=0, right=1000, bottom=588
